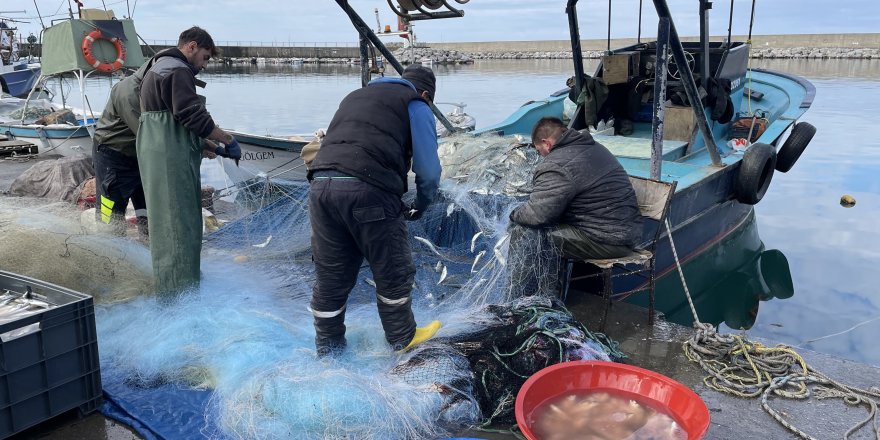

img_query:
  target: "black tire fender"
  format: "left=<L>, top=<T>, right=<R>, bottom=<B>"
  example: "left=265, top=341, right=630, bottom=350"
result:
left=775, top=122, right=816, bottom=172
left=736, top=143, right=777, bottom=205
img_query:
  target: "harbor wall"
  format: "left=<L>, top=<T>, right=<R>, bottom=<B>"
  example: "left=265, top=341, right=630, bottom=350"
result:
left=20, top=33, right=880, bottom=60
left=428, top=33, right=880, bottom=52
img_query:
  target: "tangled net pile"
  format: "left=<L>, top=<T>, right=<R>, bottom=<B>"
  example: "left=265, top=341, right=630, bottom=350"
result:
left=1, top=133, right=623, bottom=439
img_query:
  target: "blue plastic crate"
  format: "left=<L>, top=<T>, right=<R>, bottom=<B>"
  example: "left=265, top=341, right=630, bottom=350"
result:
left=0, top=271, right=102, bottom=439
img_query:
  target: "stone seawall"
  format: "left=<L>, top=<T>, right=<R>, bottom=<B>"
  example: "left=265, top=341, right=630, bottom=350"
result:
left=21, top=34, right=879, bottom=62
left=428, top=33, right=880, bottom=60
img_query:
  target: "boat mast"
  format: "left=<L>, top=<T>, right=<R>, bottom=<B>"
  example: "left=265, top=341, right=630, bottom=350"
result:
left=566, top=1, right=585, bottom=123
left=699, top=0, right=710, bottom=91
left=652, top=0, right=723, bottom=167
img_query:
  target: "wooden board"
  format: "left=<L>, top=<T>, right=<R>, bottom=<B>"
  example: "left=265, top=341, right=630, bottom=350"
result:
left=663, top=105, right=695, bottom=142
left=0, top=140, right=38, bottom=156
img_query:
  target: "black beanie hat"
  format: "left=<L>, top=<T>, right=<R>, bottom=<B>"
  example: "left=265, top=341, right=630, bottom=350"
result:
left=401, top=64, right=436, bottom=101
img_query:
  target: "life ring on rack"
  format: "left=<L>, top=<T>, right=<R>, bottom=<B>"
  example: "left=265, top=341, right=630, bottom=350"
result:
left=81, top=29, right=126, bottom=73
left=735, top=142, right=776, bottom=205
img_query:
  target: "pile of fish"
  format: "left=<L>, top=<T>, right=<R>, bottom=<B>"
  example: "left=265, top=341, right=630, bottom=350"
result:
left=438, top=132, right=540, bottom=197
left=0, top=287, right=52, bottom=340
left=529, top=391, right=687, bottom=440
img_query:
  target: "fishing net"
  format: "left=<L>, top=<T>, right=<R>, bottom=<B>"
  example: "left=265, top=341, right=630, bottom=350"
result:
left=0, top=132, right=624, bottom=439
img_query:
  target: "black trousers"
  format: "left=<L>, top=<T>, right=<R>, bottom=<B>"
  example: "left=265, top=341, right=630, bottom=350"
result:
left=93, top=143, right=147, bottom=236
left=308, top=174, right=416, bottom=351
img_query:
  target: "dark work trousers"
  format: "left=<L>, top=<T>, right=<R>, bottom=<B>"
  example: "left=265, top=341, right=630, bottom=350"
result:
left=93, top=143, right=148, bottom=237
left=507, top=224, right=632, bottom=297
left=308, top=172, right=417, bottom=353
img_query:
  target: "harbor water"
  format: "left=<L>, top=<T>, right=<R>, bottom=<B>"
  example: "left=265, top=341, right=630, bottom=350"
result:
left=65, top=57, right=880, bottom=367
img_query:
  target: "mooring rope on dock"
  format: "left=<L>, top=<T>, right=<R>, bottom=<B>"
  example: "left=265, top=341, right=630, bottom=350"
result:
left=664, top=219, right=880, bottom=440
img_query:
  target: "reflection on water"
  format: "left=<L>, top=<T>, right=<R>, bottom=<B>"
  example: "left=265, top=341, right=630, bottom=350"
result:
left=48, top=58, right=880, bottom=366
left=751, top=58, right=880, bottom=80
left=646, top=210, right=794, bottom=332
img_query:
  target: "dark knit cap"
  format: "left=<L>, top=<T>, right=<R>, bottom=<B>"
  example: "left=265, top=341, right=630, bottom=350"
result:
left=401, top=64, right=436, bottom=101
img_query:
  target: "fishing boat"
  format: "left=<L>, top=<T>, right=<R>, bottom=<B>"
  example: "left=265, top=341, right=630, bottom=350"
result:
left=474, top=0, right=816, bottom=300
left=336, top=0, right=816, bottom=306
left=0, top=60, right=41, bottom=99
left=0, top=10, right=146, bottom=157
left=228, top=129, right=313, bottom=153
left=0, top=18, right=41, bottom=98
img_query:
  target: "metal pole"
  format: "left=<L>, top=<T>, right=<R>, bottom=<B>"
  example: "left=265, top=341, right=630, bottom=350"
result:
left=699, top=0, right=711, bottom=90
left=637, top=0, right=643, bottom=44
left=606, top=0, right=611, bottom=52
left=358, top=34, right=370, bottom=87
left=650, top=18, right=670, bottom=180
left=726, top=0, right=734, bottom=48
left=334, top=0, right=456, bottom=134
left=653, top=0, right=723, bottom=166
left=566, top=0, right=585, bottom=98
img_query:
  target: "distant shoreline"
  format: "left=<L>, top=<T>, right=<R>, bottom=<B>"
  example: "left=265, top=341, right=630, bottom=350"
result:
left=423, top=33, right=880, bottom=61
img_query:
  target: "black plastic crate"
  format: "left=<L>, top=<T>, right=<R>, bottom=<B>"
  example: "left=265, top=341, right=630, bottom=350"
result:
left=0, top=271, right=102, bottom=439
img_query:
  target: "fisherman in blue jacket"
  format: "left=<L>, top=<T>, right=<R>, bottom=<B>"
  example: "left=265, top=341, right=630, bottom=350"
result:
left=307, top=65, right=442, bottom=357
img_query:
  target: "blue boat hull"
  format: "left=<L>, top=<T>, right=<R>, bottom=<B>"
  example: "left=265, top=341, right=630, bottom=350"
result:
left=0, top=64, right=41, bottom=98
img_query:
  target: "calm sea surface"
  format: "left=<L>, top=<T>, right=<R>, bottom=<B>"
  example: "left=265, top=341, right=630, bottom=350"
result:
left=70, top=58, right=880, bottom=367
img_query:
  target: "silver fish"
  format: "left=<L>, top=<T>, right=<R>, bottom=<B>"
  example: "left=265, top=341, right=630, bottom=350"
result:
left=434, top=261, right=443, bottom=272
left=253, top=235, right=273, bottom=248
left=438, top=265, right=448, bottom=285
left=446, top=203, right=455, bottom=217
left=512, top=148, right=527, bottom=160
left=364, top=278, right=376, bottom=287
left=471, top=250, right=486, bottom=273
left=492, top=233, right=510, bottom=266
left=470, top=231, right=483, bottom=253
left=414, top=236, right=442, bottom=256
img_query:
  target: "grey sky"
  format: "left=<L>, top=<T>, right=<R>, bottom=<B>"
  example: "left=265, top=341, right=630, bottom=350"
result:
left=3, top=1, right=878, bottom=44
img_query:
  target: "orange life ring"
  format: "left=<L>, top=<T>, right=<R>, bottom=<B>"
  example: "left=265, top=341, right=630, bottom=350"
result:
left=81, top=29, right=126, bottom=73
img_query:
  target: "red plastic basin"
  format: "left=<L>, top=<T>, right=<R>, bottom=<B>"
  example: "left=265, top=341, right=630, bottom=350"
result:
left=515, top=360, right=710, bottom=440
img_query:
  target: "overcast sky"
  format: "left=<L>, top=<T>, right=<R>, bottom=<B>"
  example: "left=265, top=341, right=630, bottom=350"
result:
left=3, top=0, right=878, bottom=44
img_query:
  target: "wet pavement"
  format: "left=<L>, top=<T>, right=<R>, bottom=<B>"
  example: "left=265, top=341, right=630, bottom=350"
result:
left=2, top=156, right=878, bottom=440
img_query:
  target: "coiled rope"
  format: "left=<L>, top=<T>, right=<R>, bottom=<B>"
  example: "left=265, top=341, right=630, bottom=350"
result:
left=665, top=219, right=880, bottom=439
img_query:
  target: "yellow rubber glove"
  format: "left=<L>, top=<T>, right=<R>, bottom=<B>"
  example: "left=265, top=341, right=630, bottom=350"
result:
left=399, top=320, right=442, bottom=352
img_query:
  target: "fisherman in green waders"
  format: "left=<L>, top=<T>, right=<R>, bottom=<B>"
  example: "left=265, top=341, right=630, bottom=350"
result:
left=137, top=26, right=241, bottom=297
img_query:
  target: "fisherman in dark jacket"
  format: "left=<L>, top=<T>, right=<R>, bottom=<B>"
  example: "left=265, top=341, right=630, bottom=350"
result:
left=508, top=116, right=642, bottom=295
left=307, top=65, right=442, bottom=357
left=137, top=27, right=242, bottom=297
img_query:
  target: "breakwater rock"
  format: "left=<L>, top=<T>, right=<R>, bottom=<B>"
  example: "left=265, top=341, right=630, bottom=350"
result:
left=392, top=47, right=474, bottom=65
left=750, top=47, right=880, bottom=59
left=427, top=47, right=880, bottom=60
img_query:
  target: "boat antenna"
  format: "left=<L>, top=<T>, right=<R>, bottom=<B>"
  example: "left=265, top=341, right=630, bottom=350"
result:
left=31, top=1, right=46, bottom=29
left=101, top=0, right=108, bottom=11
left=126, top=0, right=131, bottom=18
left=748, top=0, right=757, bottom=42
left=637, top=0, right=642, bottom=43
left=726, top=0, right=734, bottom=48
left=606, top=0, right=611, bottom=52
